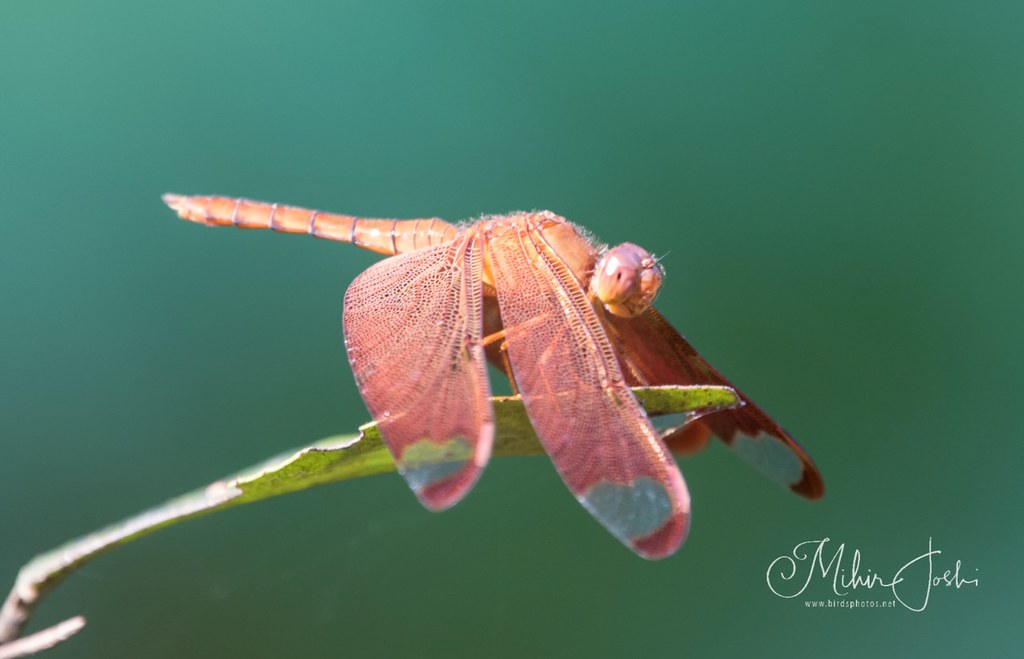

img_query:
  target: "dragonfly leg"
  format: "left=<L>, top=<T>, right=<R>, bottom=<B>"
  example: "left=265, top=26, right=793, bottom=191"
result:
left=481, top=328, right=507, bottom=348
left=482, top=329, right=518, bottom=395
left=499, top=343, right=517, bottom=396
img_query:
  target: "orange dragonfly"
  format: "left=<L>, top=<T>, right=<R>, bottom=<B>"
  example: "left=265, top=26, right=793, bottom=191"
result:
left=163, top=194, right=823, bottom=559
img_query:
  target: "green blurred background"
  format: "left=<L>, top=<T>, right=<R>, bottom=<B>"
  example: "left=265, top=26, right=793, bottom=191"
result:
left=2, top=1, right=1020, bottom=656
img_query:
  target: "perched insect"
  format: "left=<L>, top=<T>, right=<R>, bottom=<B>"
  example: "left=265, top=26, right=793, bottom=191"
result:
left=164, top=194, right=823, bottom=559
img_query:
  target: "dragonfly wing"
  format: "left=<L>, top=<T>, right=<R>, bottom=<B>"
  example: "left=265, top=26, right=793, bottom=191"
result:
left=606, top=309, right=824, bottom=499
left=343, top=235, right=493, bottom=510
left=489, top=224, right=689, bottom=559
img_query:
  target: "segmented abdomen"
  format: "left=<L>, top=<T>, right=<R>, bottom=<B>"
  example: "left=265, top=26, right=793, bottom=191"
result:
left=163, top=193, right=458, bottom=255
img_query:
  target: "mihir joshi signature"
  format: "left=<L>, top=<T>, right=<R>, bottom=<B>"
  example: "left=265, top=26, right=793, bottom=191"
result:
left=766, top=537, right=978, bottom=612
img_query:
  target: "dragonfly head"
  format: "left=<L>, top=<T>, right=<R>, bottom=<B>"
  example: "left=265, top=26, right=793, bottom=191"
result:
left=592, top=243, right=664, bottom=318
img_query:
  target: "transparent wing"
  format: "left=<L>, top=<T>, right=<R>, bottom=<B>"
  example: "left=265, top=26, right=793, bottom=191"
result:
left=606, top=309, right=824, bottom=499
left=489, top=223, right=689, bottom=559
left=343, top=235, right=493, bottom=510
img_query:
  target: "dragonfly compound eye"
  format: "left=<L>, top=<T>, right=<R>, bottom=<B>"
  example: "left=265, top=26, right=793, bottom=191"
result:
left=592, top=243, right=664, bottom=318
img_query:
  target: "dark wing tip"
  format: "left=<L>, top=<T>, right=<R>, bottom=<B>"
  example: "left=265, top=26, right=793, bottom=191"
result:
left=790, top=462, right=825, bottom=499
left=630, top=511, right=690, bottom=560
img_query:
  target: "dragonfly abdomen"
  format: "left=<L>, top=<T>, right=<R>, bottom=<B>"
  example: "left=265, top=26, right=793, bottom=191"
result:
left=162, top=193, right=458, bottom=255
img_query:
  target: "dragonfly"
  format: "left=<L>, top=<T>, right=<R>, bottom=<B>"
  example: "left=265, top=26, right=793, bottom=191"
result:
left=163, top=194, right=824, bottom=559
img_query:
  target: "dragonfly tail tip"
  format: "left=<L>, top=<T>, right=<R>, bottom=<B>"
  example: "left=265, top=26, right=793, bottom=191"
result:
left=161, top=193, right=184, bottom=211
